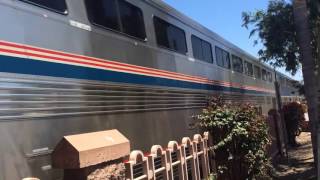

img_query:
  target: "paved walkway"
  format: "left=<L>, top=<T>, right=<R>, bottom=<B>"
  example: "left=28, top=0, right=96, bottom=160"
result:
left=272, top=132, right=316, bottom=180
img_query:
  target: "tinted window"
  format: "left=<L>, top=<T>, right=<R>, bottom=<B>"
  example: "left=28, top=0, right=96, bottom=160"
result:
left=279, top=77, right=286, bottom=85
left=191, top=35, right=213, bottom=63
left=215, top=47, right=230, bottom=69
left=262, top=69, right=267, bottom=81
left=267, top=72, right=273, bottom=82
left=19, top=0, right=67, bottom=14
left=202, top=41, right=213, bottom=63
left=86, top=0, right=146, bottom=40
left=86, top=0, right=119, bottom=31
left=254, top=65, right=261, bottom=79
left=154, top=17, right=187, bottom=54
left=232, top=55, right=243, bottom=73
left=192, top=35, right=202, bottom=60
left=118, top=1, right=146, bottom=39
left=287, top=79, right=291, bottom=86
left=215, top=47, right=223, bottom=67
left=244, top=61, right=253, bottom=76
left=282, top=78, right=286, bottom=85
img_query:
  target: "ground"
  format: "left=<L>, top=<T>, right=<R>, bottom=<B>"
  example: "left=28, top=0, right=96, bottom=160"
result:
left=272, top=132, right=316, bottom=180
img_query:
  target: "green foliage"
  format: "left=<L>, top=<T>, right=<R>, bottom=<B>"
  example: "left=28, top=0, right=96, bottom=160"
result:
left=242, top=0, right=320, bottom=75
left=208, top=174, right=217, bottom=180
left=196, top=97, right=271, bottom=179
left=242, top=0, right=300, bottom=75
left=283, top=102, right=306, bottom=145
left=308, top=0, right=320, bottom=68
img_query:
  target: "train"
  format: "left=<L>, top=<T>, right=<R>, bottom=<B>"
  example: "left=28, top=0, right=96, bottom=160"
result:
left=0, top=0, right=299, bottom=179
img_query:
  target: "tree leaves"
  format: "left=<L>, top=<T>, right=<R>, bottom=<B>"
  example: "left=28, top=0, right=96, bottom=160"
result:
left=196, top=97, right=271, bottom=179
left=242, top=0, right=302, bottom=75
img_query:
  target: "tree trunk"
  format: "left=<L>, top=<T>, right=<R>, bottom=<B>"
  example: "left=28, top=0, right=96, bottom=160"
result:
left=293, top=0, right=319, bottom=169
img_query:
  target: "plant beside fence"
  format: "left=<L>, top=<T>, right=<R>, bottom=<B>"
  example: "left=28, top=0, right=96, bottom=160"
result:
left=283, top=102, right=308, bottom=146
left=196, top=97, right=271, bottom=180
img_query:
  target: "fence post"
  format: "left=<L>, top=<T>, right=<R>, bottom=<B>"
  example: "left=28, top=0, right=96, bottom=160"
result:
left=167, top=141, right=185, bottom=180
left=181, top=137, right=198, bottom=180
left=193, top=134, right=209, bottom=180
left=203, top=132, right=211, bottom=175
left=125, top=150, right=151, bottom=180
left=148, top=145, right=169, bottom=180
left=205, top=132, right=216, bottom=174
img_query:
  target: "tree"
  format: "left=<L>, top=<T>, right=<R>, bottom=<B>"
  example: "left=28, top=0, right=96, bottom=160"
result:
left=242, top=0, right=300, bottom=74
left=292, top=0, right=319, bottom=166
left=242, top=0, right=319, bottom=166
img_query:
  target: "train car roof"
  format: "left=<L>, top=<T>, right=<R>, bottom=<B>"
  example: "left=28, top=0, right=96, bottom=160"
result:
left=146, top=0, right=275, bottom=71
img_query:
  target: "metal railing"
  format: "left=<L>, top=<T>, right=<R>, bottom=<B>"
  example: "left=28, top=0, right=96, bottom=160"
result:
left=125, top=132, right=211, bottom=180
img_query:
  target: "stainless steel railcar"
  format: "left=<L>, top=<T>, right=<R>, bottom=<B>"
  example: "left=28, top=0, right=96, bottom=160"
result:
left=0, top=0, right=295, bottom=179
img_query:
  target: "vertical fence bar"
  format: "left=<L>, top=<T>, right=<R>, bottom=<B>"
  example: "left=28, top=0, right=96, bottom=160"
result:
left=148, top=145, right=169, bottom=180
left=125, top=150, right=151, bottom=180
left=181, top=137, right=198, bottom=180
left=204, top=132, right=216, bottom=173
left=193, top=134, right=209, bottom=180
left=167, top=141, right=185, bottom=180
left=203, top=132, right=211, bottom=175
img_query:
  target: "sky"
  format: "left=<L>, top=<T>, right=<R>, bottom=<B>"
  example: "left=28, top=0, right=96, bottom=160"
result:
left=163, top=0, right=303, bottom=81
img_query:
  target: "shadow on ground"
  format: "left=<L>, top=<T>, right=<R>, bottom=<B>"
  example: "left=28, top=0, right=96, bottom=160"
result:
left=272, top=132, right=316, bottom=180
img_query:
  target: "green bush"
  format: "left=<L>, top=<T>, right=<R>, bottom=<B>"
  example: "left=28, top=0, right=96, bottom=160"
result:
left=196, top=97, right=271, bottom=180
left=283, top=102, right=306, bottom=146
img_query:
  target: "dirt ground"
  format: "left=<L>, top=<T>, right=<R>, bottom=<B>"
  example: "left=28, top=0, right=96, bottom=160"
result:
left=272, top=132, right=316, bottom=180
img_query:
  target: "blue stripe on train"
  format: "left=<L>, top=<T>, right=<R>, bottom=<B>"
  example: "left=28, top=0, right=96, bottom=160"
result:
left=0, top=55, right=270, bottom=95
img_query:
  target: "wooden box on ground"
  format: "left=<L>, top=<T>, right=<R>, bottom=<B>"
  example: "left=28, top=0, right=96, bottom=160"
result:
left=52, top=129, right=130, bottom=180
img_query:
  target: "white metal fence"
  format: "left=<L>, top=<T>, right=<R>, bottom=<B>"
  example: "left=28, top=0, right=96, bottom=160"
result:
left=125, top=132, right=211, bottom=180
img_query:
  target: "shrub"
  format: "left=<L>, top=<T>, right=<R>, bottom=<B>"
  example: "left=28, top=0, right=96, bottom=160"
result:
left=282, top=102, right=306, bottom=146
left=196, top=97, right=271, bottom=180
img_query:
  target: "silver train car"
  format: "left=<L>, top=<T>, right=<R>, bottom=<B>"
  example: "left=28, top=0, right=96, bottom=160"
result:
left=0, top=0, right=297, bottom=179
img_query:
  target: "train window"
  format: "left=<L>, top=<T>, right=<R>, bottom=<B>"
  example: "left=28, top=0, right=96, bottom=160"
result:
left=118, top=0, right=146, bottom=39
left=215, top=46, right=231, bottom=69
left=254, top=65, right=261, bottom=79
left=154, top=17, right=187, bottom=54
left=280, top=77, right=286, bottom=86
left=191, top=35, right=213, bottom=63
left=267, top=72, right=273, bottom=82
left=191, top=36, right=202, bottom=60
left=86, top=0, right=119, bottom=31
left=85, top=0, right=146, bottom=40
left=244, top=61, right=253, bottom=76
left=231, top=55, right=243, bottom=73
left=19, top=0, right=67, bottom=14
left=262, top=69, right=267, bottom=81
left=287, top=79, right=291, bottom=86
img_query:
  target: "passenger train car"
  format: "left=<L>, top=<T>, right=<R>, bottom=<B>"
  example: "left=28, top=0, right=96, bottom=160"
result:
left=0, top=0, right=297, bottom=179
left=276, top=73, right=304, bottom=104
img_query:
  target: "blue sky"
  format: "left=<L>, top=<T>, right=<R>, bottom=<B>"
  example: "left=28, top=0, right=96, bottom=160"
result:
left=163, top=0, right=303, bottom=81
